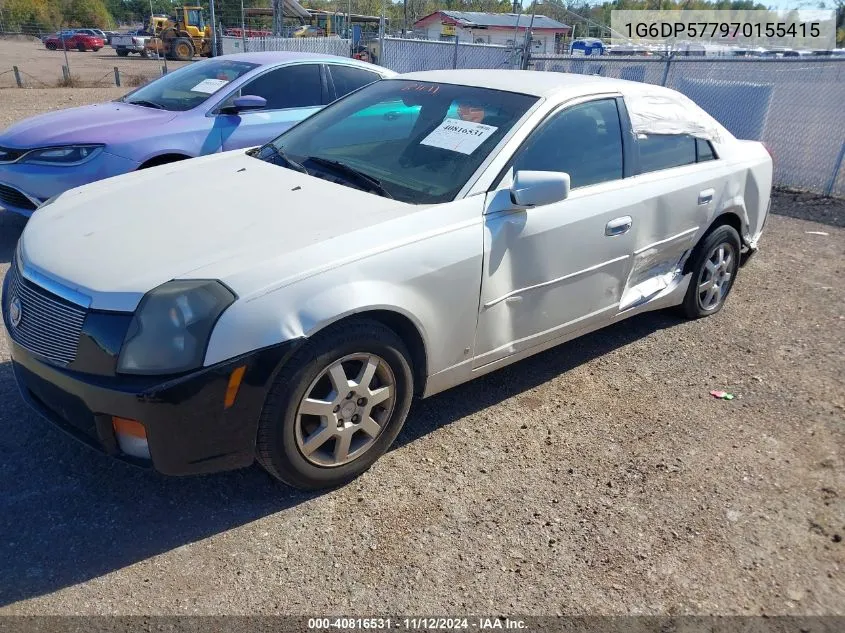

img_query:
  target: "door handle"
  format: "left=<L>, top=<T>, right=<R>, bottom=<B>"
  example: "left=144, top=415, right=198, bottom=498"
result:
left=605, top=216, right=632, bottom=236
left=698, top=189, right=714, bottom=205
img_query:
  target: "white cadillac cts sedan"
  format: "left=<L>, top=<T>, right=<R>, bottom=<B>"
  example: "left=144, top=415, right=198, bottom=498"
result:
left=3, top=70, right=772, bottom=489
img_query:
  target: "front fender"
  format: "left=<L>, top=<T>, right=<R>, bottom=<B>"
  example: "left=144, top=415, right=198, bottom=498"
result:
left=204, top=274, right=468, bottom=374
left=204, top=203, right=485, bottom=374
left=289, top=280, right=434, bottom=351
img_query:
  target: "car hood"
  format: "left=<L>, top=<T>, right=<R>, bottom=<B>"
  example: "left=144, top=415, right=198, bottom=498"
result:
left=21, top=151, right=415, bottom=311
left=0, top=102, right=178, bottom=148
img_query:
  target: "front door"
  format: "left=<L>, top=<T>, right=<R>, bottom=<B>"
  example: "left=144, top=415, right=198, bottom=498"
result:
left=218, top=64, right=326, bottom=151
left=473, top=97, right=637, bottom=368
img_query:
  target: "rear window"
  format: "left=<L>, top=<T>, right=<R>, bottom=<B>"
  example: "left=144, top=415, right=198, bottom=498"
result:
left=637, top=133, right=719, bottom=173
left=696, top=138, right=717, bottom=161
left=638, top=134, right=696, bottom=173
left=329, top=65, right=381, bottom=99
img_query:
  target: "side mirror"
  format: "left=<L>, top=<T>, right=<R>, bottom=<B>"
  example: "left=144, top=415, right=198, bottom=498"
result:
left=221, top=95, right=267, bottom=114
left=510, top=170, right=570, bottom=208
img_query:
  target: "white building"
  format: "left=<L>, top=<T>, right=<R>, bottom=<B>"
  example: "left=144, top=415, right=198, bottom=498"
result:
left=413, top=10, right=570, bottom=54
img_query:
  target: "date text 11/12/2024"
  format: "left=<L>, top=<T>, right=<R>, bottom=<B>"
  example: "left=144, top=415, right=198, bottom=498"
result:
left=307, top=617, right=528, bottom=630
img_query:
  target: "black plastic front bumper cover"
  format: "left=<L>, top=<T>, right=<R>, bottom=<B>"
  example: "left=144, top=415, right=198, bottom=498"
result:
left=9, top=338, right=304, bottom=476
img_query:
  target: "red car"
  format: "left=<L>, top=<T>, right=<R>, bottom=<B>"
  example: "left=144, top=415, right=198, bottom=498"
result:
left=44, top=32, right=105, bottom=52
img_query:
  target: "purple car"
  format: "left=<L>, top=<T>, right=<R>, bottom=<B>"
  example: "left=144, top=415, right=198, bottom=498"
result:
left=0, top=52, right=393, bottom=216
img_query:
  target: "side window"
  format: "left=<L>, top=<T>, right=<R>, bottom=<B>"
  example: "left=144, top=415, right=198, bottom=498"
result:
left=637, top=134, right=696, bottom=173
left=696, top=138, right=717, bottom=162
left=511, top=99, right=624, bottom=189
left=329, top=65, right=381, bottom=99
left=239, top=64, right=322, bottom=110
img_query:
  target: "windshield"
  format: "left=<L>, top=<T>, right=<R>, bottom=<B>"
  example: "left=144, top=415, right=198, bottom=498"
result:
left=188, top=9, right=205, bottom=29
left=260, top=79, right=538, bottom=204
left=121, top=59, right=257, bottom=112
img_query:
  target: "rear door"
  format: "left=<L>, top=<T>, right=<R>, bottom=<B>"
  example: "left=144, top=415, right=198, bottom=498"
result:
left=325, top=64, right=383, bottom=101
left=617, top=133, right=724, bottom=311
left=218, top=63, right=327, bottom=151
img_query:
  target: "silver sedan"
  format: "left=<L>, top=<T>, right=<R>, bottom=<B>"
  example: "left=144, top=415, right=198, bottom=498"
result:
left=4, top=70, right=773, bottom=489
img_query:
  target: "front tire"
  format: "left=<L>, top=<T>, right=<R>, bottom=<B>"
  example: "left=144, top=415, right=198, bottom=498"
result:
left=170, top=37, right=194, bottom=61
left=256, top=319, right=414, bottom=490
left=681, top=224, right=741, bottom=319
left=116, top=49, right=129, bottom=57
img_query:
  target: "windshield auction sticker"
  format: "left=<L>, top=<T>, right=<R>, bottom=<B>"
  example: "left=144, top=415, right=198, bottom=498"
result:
left=420, top=118, right=498, bottom=155
left=190, top=78, right=230, bottom=94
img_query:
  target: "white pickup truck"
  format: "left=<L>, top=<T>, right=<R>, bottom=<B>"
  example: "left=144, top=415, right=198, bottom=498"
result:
left=111, top=31, right=151, bottom=56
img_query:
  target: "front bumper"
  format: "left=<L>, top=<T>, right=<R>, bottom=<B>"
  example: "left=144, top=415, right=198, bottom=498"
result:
left=0, top=151, right=139, bottom=216
left=9, top=339, right=304, bottom=475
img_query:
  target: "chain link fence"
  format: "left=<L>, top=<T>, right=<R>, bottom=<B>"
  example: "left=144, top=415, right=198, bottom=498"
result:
left=380, top=37, right=520, bottom=73
left=1, top=23, right=844, bottom=196
left=0, top=32, right=189, bottom=88
left=240, top=36, right=351, bottom=56
left=530, top=55, right=845, bottom=197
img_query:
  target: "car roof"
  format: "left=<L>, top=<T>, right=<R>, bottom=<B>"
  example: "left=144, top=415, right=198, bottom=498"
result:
left=393, top=69, right=730, bottom=143
left=396, top=69, right=665, bottom=100
left=213, top=51, right=394, bottom=75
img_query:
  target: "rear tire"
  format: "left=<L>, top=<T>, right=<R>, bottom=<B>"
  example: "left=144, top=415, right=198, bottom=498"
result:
left=77, top=42, right=86, bottom=52
left=116, top=49, right=129, bottom=57
left=256, top=319, right=414, bottom=490
left=680, top=224, right=741, bottom=319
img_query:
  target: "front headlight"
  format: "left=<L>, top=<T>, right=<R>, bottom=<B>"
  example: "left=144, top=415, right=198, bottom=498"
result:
left=20, top=145, right=104, bottom=166
left=117, top=280, right=235, bottom=375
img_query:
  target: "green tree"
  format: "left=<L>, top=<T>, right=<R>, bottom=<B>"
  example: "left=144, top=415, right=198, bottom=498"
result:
left=64, top=0, right=113, bottom=27
left=0, top=0, right=62, bottom=31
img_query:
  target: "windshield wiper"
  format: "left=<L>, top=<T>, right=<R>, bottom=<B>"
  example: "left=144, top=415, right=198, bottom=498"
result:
left=252, top=143, right=309, bottom=174
left=125, top=99, right=164, bottom=110
left=304, top=156, right=393, bottom=199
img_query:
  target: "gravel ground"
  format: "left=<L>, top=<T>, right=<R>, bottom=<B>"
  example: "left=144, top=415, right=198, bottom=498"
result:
left=0, top=91, right=842, bottom=617
left=0, top=88, right=129, bottom=129
left=0, top=37, right=190, bottom=89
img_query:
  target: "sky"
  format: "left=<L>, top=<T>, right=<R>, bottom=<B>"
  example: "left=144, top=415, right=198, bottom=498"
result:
left=518, top=0, right=835, bottom=10
left=764, top=0, right=835, bottom=8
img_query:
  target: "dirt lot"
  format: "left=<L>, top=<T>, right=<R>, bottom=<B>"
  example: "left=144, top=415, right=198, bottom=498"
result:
left=0, top=37, right=191, bottom=89
left=0, top=90, right=842, bottom=616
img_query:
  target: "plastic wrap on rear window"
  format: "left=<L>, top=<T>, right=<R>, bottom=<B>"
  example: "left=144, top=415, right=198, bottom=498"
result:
left=625, top=88, right=726, bottom=144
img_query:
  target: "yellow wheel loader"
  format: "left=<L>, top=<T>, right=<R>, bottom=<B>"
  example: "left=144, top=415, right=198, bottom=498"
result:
left=145, top=6, right=212, bottom=61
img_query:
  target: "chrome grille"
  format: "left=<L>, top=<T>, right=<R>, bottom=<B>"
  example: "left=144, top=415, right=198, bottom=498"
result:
left=4, top=258, right=86, bottom=365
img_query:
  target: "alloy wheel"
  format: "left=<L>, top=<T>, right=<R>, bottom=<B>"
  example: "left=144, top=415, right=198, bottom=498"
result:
left=697, top=242, right=736, bottom=311
left=294, top=353, right=396, bottom=467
